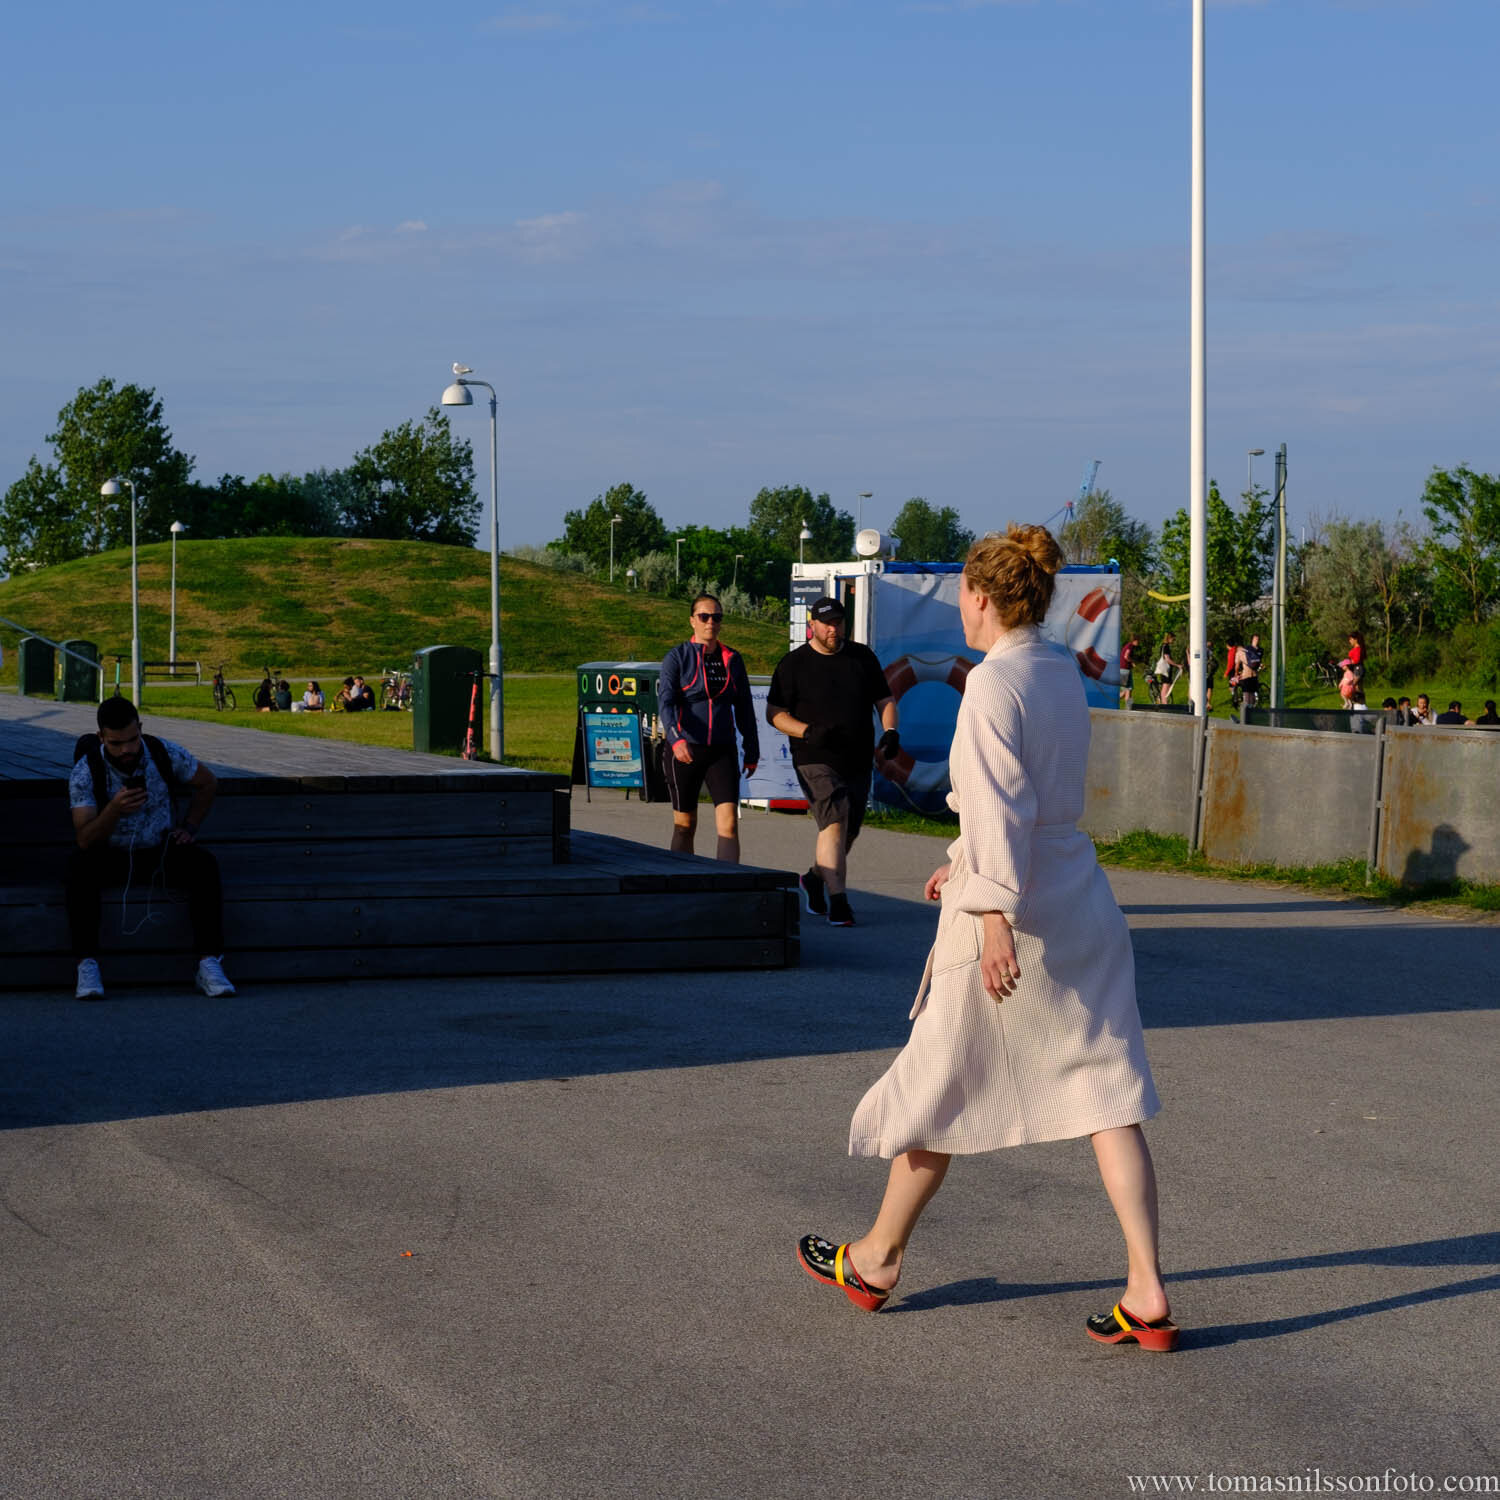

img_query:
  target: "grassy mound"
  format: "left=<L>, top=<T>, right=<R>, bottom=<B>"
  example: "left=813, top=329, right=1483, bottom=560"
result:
left=0, top=537, right=792, bottom=682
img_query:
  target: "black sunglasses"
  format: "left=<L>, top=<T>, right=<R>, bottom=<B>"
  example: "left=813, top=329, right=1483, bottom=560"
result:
left=695, top=611, right=724, bottom=622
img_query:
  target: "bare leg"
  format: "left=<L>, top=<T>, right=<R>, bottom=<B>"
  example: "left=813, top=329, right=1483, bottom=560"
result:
left=845, top=1149, right=952, bottom=1291
left=713, top=801, right=740, bottom=864
left=814, top=819, right=847, bottom=894
left=670, top=810, right=697, bottom=855
left=1091, top=1125, right=1169, bottom=1322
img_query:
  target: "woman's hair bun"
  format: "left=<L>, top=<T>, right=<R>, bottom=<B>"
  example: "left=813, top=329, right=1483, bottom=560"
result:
left=1009, top=523, right=1062, bottom=576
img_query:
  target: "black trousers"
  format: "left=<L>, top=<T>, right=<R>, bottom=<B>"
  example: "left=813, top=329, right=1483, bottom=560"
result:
left=65, top=842, right=225, bottom=960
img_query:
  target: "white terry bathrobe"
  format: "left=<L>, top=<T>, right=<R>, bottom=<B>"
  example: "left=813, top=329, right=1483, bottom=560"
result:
left=849, top=625, right=1159, bottom=1157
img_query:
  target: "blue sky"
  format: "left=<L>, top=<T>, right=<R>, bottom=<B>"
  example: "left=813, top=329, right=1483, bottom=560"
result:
left=3, top=0, right=1496, bottom=551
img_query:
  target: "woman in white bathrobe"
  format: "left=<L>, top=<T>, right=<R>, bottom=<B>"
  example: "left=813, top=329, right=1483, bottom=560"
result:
left=797, top=525, right=1177, bottom=1351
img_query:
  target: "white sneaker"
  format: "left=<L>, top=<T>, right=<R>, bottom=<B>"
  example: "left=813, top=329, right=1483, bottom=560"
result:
left=195, top=955, right=236, bottom=998
left=75, top=958, right=105, bottom=1000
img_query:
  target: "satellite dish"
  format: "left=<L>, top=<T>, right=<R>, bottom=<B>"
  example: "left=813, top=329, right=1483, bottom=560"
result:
left=855, top=528, right=898, bottom=558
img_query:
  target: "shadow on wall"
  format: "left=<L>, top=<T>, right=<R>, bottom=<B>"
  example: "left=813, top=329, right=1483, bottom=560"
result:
left=1401, top=823, right=1471, bottom=887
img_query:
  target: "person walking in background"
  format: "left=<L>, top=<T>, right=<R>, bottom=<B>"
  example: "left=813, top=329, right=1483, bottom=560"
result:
left=767, top=596, right=898, bottom=927
left=1338, top=632, right=1365, bottom=707
left=1153, top=633, right=1182, bottom=704
left=795, top=526, right=1173, bottom=1350
left=1232, top=634, right=1263, bottom=709
left=1119, top=636, right=1139, bottom=707
left=658, top=593, right=759, bottom=863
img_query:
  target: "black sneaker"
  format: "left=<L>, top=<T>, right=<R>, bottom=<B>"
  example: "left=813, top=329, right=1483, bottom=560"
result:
left=827, top=892, right=855, bottom=927
left=799, top=868, right=827, bottom=917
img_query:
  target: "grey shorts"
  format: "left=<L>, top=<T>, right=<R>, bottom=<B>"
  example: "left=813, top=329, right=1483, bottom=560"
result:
left=794, top=762, right=872, bottom=846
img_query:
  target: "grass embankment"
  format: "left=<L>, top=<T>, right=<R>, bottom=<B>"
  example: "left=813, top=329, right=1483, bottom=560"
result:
left=0, top=536, right=792, bottom=680
left=861, top=818, right=1500, bottom=915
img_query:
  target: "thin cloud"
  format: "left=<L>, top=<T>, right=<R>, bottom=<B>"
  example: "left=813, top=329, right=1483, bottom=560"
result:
left=482, top=12, right=578, bottom=34
left=396, top=220, right=429, bottom=233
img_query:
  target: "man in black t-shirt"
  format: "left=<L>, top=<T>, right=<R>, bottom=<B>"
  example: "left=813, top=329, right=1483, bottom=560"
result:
left=767, top=596, right=898, bottom=927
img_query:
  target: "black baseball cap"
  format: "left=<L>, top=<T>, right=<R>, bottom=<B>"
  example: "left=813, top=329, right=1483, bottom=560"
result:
left=810, top=596, right=845, bottom=622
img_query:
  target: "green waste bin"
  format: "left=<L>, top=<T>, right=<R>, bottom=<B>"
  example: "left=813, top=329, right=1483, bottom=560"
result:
left=57, top=639, right=99, bottom=702
left=19, top=637, right=55, bottom=696
left=411, top=644, right=483, bottom=755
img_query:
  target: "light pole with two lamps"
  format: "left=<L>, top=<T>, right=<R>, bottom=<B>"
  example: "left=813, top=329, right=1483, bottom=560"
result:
left=99, top=476, right=141, bottom=703
left=169, top=521, right=186, bottom=673
left=441, top=364, right=504, bottom=761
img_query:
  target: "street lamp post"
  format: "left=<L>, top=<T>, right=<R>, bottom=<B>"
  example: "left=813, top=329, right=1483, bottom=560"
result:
left=100, top=477, right=141, bottom=703
left=858, top=491, right=872, bottom=535
left=441, top=365, right=504, bottom=761
left=169, top=521, right=186, bottom=673
left=732, top=554, right=744, bottom=588
left=609, top=513, right=622, bottom=583
left=799, top=522, right=812, bottom=566
left=1247, top=448, right=1264, bottom=495
left=675, top=536, right=685, bottom=582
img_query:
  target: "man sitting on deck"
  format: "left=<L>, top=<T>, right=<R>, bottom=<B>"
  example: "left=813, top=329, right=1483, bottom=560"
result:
left=66, top=696, right=235, bottom=1001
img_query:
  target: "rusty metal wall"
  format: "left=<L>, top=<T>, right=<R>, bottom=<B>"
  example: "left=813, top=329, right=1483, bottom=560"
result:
left=1377, top=726, right=1500, bottom=885
left=1199, top=722, right=1379, bottom=867
left=1083, top=708, right=1201, bottom=840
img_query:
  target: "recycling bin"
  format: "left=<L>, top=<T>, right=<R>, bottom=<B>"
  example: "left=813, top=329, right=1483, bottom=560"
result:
left=56, top=639, right=99, bottom=702
left=19, top=637, right=55, bottom=696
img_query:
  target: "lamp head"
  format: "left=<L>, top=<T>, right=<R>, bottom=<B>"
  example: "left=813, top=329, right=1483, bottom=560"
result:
left=100, top=477, right=123, bottom=497
left=1248, top=448, right=1265, bottom=457
left=799, top=525, right=812, bottom=542
left=441, top=381, right=473, bottom=407
left=170, top=521, right=187, bottom=535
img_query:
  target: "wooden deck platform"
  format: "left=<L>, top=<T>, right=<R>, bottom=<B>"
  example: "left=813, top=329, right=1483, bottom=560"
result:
left=0, top=696, right=799, bottom=988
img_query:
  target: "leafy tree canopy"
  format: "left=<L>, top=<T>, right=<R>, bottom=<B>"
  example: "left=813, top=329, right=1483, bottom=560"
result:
left=746, top=485, right=853, bottom=563
left=558, top=482, right=668, bottom=569
left=888, top=498, right=974, bottom=563
left=1421, top=465, right=1500, bottom=627
left=1059, top=489, right=1154, bottom=576
left=0, top=377, right=195, bottom=570
left=342, top=408, right=479, bottom=545
left=1155, top=481, right=1274, bottom=631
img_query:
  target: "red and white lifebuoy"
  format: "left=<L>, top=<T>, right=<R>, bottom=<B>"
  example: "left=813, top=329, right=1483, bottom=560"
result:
left=879, top=653, right=976, bottom=806
left=1064, top=584, right=1121, bottom=683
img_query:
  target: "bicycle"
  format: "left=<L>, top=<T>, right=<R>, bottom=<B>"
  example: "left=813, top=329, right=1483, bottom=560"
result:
left=1303, top=656, right=1342, bottom=691
left=211, top=665, right=236, bottom=712
left=380, top=669, right=413, bottom=711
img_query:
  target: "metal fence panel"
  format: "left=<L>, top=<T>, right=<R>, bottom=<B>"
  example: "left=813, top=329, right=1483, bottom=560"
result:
left=1377, top=726, right=1500, bottom=885
left=1083, top=708, right=1200, bottom=841
left=1200, top=722, right=1378, bottom=867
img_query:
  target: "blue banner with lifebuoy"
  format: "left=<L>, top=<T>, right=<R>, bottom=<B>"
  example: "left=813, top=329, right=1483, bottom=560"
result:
left=868, top=567, right=1121, bottom=814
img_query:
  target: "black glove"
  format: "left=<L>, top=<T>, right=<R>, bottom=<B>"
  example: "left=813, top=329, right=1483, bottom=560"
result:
left=876, top=729, right=901, bottom=760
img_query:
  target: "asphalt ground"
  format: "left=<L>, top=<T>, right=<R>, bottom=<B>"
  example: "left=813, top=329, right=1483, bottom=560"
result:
left=3, top=790, right=1498, bottom=1499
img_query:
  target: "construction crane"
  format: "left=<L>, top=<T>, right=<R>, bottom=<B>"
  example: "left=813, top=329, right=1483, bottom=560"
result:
left=1040, top=459, right=1103, bottom=532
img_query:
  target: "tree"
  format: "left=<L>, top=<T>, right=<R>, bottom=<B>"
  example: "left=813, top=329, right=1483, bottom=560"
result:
left=1155, top=481, right=1274, bottom=626
left=558, top=483, right=668, bottom=571
left=0, top=377, right=195, bottom=570
left=1301, top=516, right=1385, bottom=654
left=1421, top=465, right=1500, bottom=627
left=177, top=471, right=342, bottom=540
left=888, top=498, right=974, bottom=563
left=342, top=408, right=479, bottom=545
left=1058, top=489, right=1155, bottom=575
left=746, top=485, right=853, bottom=563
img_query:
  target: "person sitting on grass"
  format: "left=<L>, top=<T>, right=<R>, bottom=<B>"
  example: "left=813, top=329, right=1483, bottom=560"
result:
left=253, top=673, right=275, bottom=713
left=273, top=677, right=292, bottom=712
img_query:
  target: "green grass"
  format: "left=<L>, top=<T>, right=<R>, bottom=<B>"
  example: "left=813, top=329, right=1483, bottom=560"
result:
left=0, top=536, right=793, bottom=683
left=1093, top=830, right=1500, bottom=913
left=133, top=673, right=582, bottom=775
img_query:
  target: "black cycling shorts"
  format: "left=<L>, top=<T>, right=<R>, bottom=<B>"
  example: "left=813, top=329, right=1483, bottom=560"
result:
left=664, top=741, right=740, bottom=812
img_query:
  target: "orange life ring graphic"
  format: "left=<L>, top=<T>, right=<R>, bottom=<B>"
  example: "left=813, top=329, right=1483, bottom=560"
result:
left=879, top=653, right=976, bottom=801
left=1064, top=584, right=1121, bottom=685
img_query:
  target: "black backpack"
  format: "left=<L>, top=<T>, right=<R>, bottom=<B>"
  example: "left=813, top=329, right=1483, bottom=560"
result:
left=73, top=732, right=178, bottom=811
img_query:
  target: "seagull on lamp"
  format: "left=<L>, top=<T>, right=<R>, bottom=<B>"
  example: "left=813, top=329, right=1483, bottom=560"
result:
left=452, top=362, right=473, bottom=376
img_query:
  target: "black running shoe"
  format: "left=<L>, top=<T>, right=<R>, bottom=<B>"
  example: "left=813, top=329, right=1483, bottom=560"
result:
left=800, top=868, right=827, bottom=917
left=827, top=892, right=855, bottom=927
